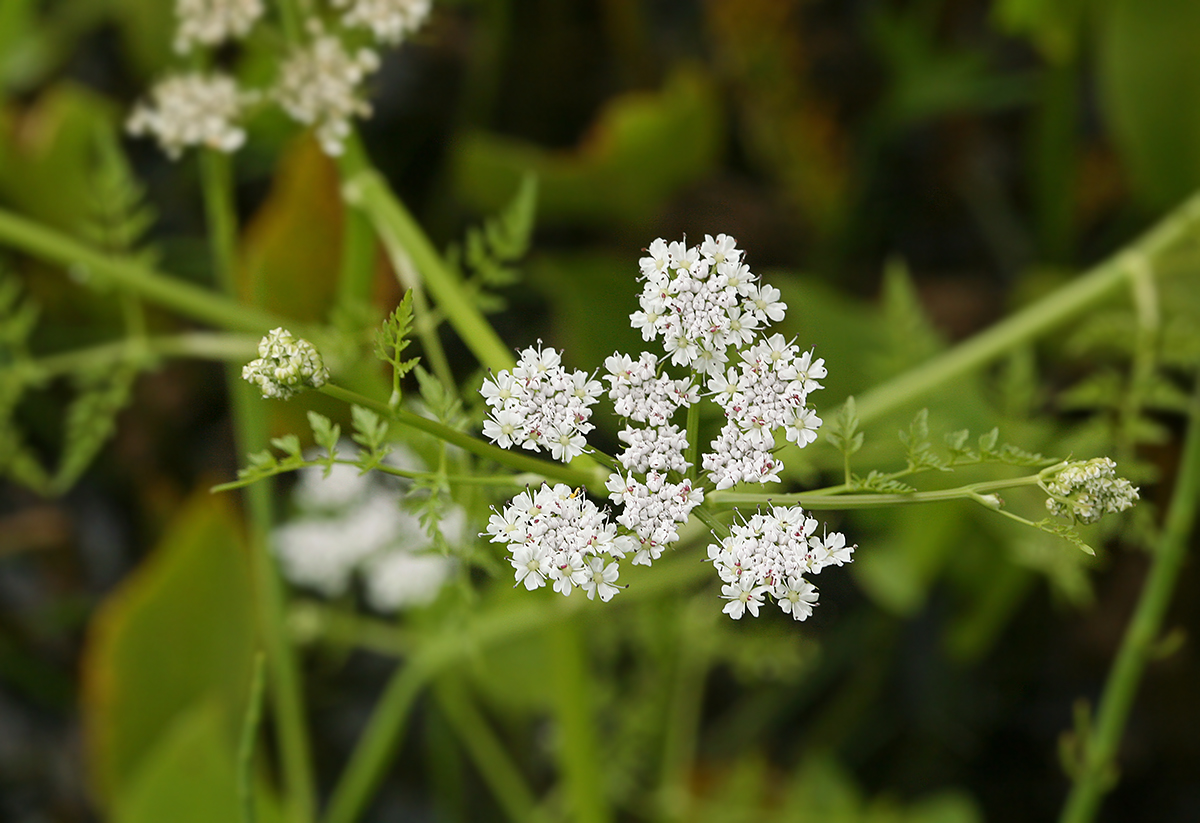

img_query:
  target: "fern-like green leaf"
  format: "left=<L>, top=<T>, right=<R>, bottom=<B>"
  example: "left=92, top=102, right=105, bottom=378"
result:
left=825, top=396, right=864, bottom=457
left=351, top=405, right=391, bottom=470
left=449, top=174, right=538, bottom=310
left=375, top=290, right=420, bottom=407
left=51, top=364, right=137, bottom=494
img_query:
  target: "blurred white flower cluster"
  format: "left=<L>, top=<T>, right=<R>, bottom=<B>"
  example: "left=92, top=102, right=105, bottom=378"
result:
left=128, top=0, right=433, bottom=158
left=275, top=27, right=381, bottom=156
left=173, top=0, right=264, bottom=53
left=481, top=235, right=846, bottom=620
left=274, top=446, right=457, bottom=611
left=1042, top=457, right=1140, bottom=525
left=126, top=73, right=256, bottom=159
left=242, top=327, right=329, bottom=400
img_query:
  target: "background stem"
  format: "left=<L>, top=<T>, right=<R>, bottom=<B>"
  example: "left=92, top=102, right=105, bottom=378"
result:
left=200, top=149, right=316, bottom=823
left=852, top=190, right=1200, bottom=425
left=1058, top=375, right=1200, bottom=823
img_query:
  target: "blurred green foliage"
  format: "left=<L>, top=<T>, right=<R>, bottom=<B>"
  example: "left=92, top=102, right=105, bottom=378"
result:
left=1, top=1, right=1199, bottom=822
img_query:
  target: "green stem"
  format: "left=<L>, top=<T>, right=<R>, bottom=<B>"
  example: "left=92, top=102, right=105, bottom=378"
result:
left=341, top=170, right=515, bottom=373
left=200, top=150, right=316, bottom=823
left=323, top=654, right=445, bottom=823
left=433, top=677, right=545, bottom=823
left=709, top=475, right=1040, bottom=510
left=322, top=550, right=713, bottom=823
left=1058, top=376, right=1200, bottom=823
left=238, top=652, right=268, bottom=823
left=334, top=134, right=379, bottom=316
left=319, top=383, right=604, bottom=491
left=273, top=0, right=304, bottom=44
left=0, top=208, right=284, bottom=333
left=852, top=189, right=1200, bottom=425
left=658, top=598, right=713, bottom=821
left=549, top=621, right=611, bottom=823
left=212, top=458, right=553, bottom=493
left=201, top=151, right=238, bottom=294
left=685, top=394, right=700, bottom=482
left=28, top=332, right=259, bottom=378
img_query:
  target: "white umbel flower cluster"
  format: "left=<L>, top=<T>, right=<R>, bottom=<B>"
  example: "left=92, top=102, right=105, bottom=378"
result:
left=485, top=484, right=635, bottom=601
left=333, top=0, right=432, bottom=44
left=480, top=343, right=603, bottom=463
left=606, top=471, right=703, bottom=565
left=242, top=327, right=329, bottom=400
left=709, top=505, right=854, bottom=621
left=275, top=29, right=381, bottom=156
left=173, top=0, right=264, bottom=52
left=479, top=234, right=838, bottom=619
left=603, top=351, right=697, bottom=426
left=631, top=235, right=786, bottom=377
left=127, top=72, right=252, bottom=159
left=1042, top=457, right=1139, bottom=525
left=703, top=335, right=825, bottom=489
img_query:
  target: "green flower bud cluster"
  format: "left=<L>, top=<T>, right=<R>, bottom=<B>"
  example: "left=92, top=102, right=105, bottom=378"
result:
left=242, top=328, right=329, bottom=400
left=1041, top=457, right=1139, bottom=525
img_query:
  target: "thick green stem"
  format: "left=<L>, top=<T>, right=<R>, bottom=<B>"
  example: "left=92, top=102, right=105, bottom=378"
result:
left=29, top=332, right=259, bottom=378
left=342, top=170, right=515, bottom=373
left=658, top=598, right=713, bottom=821
left=0, top=208, right=284, bottom=333
left=1059, top=377, right=1200, bottom=823
left=334, top=136, right=378, bottom=314
left=852, top=190, right=1200, bottom=425
left=200, top=151, right=316, bottom=823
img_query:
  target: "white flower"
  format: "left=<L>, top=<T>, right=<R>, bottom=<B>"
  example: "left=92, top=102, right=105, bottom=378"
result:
left=581, top=557, right=621, bottom=601
left=616, top=424, right=689, bottom=474
left=721, top=577, right=767, bottom=619
left=482, top=408, right=524, bottom=449
left=511, top=542, right=551, bottom=590
left=630, top=235, right=782, bottom=376
left=777, top=577, right=819, bottom=621
left=127, top=72, right=252, bottom=159
left=485, top=484, right=632, bottom=599
left=480, top=342, right=601, bottom=463
left=173, top=0, right=263, bottom=52
left=242, top=328, right=329, bottom=400
left=275, top=28, right=380, bottom=156
left=364, top=551, right=453, bottom=610
left=707, top=505, right=853, bottom=620
left=332, top=0, right=432, bottom=44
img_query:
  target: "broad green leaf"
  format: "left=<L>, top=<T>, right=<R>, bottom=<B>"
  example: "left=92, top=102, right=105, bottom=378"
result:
left=0, top=83, right=117, bottom=232
left=82, top=492, right=257, bottom=808
left=113, top=701, right=283, bottom=823
left=452, top=67, right=722, bottom=228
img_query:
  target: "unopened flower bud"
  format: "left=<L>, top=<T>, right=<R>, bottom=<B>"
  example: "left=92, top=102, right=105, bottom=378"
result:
left=1042, top=457, right=1139, bottom=525
left=242, top=328, right=329, bottom=400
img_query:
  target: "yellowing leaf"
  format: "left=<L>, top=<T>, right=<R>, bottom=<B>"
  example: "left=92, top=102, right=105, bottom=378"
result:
left=82, top=491, right=257, bottom=809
